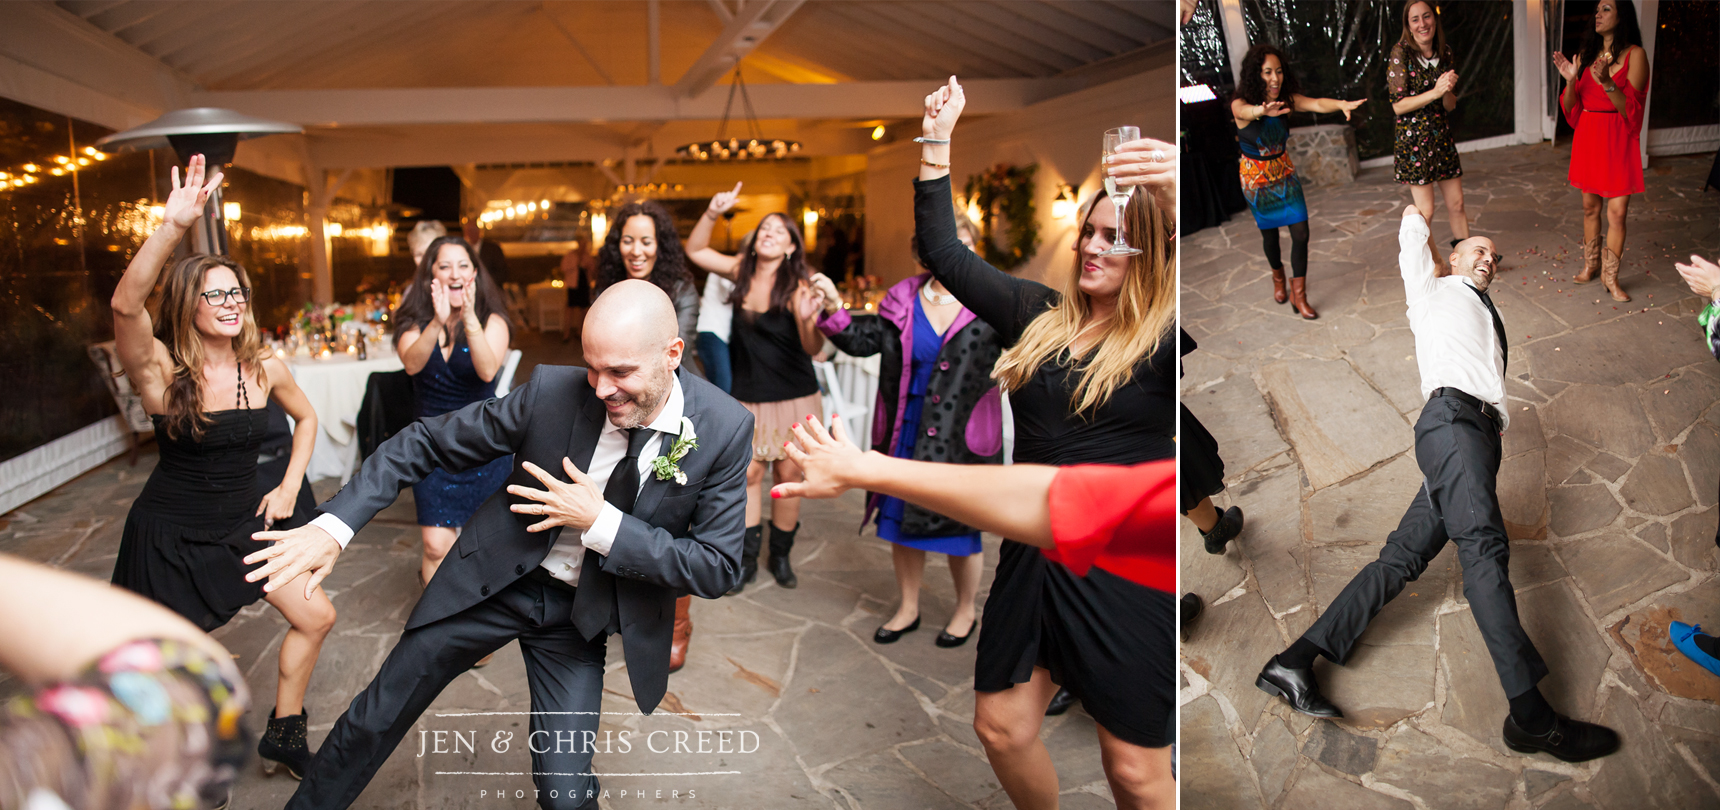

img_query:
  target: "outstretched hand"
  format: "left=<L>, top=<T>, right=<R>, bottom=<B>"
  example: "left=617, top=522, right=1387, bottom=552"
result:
left=245, top=524, right=341, bottom=600
left=1676, top=255, right=1720, bottom=301
left=1552, top=51, right=1579, bottom=83
left=1336, top=98, right=1366, bottom=120
left=1262, top=100, right=1291, bottom=118
left=708, top=182, right=743, bottom=217
left=164, top=154, right=224, bottom=230
left=922, top=76, right=966, bottom=140
left=772, top=415, right=869, bottom=500
left=508, top=459, right=607, bottom=533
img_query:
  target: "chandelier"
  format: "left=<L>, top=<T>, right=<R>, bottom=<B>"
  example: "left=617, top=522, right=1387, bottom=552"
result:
left=677, top=67, right=801, bottom=162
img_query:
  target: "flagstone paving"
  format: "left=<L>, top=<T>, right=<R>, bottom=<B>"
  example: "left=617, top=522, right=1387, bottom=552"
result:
left=0, top=329, right=1116, bottom=809
left=1182, top=144, right=1720, bottom=810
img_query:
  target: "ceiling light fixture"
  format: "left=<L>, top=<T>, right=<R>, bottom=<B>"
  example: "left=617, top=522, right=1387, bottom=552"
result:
left=677, top=66, right=801, bottom=162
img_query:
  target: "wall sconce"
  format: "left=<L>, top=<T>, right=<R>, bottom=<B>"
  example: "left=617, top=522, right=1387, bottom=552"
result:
left=1052, top=184, right=1077, bottom=219
left=803, top=208, right=819, bottom=228
left=223, top=202, right=240, bottom=221
left=325, top=222, right=343, bottom=237
left=591, top=211, right=608, bottom=241
left=871, top=125, right=885, bottom=141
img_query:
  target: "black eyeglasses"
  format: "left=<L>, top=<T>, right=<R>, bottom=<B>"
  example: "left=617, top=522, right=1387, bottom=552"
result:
left=199, top=287, right=251, bottom=306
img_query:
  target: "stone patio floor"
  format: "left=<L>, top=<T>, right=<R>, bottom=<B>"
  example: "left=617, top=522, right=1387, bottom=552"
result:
left=1, top=329, right=1119, bottom=809
left=1180, top=144, right=1720, bottom=810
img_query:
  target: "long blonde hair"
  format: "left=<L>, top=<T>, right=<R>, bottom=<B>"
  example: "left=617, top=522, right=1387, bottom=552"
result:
left=157, top=254, right=269, bottom=439
left=991, top=190, right=1175, bottom=414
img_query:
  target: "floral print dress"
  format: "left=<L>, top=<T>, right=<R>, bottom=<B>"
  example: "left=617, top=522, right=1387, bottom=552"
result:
left=1390, top=41, right=1463, bottom=185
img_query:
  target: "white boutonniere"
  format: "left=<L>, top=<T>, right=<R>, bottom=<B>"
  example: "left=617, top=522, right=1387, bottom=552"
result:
left=650, top=416, right=699, bottom=485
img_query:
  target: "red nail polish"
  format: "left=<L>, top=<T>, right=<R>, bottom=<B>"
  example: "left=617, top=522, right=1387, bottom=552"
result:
left=770, top=491, right=781, bottom=499
left=806, top=414, right=814, bottom=421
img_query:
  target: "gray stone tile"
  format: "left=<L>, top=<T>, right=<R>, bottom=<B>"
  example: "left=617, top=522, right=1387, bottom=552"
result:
left=1548, top=484, right=1622, bottom=537
left=1234, top=465, right=1311, bottom=616
left=1305, top=454, right=1422, bottom=548
left=1524, top=768, right=1571, bottom=799
left=1321, top=641, right=1436, bottom=731
left=772, top=626, right=937, bottom=768
left=898, top=739, right=1000, bottom=804
left=823, top=749, right=968, bottom=810
left=1304, top=721, right=1378, bottom=776
left=1542, top=384, right=1657, bottom=460
left=1371, top=726, right=1515, bottom=809
left=1258, top=359, right=1412, bottom=491
left=1618, top=453, right=1696, bottom=516
left=1669, top=509, right=1720, bottom=571
left=1180, top=696, right=1267, bottom=810
left=1183, top=371, right=1290, bottom=477
left=1561, top=535, right=1689, bottom=617
left=1249, top=717, right=1299, bottom=807
left=1279, top=762, right=1412, bottom=810
left=1584, top=690, right=1711, bottom=810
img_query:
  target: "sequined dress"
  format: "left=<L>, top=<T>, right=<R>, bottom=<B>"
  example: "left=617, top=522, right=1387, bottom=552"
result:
left=410, top=337, right=512, bottom=527
left=1389, top=41, right=1463, bottom=185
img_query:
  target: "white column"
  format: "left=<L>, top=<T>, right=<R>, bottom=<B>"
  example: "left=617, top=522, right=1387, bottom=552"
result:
left=1517, top=0, right=1549, bottom=145
left=1219, top=0, right=1251, bottom=86
left=1637, top=0, right=1658, bottom=168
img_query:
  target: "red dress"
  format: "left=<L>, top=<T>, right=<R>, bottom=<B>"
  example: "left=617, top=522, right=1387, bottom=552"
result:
left=1565, top=48, right=1647, bottom=197
left=1043, top=460, right=1175, bottom=593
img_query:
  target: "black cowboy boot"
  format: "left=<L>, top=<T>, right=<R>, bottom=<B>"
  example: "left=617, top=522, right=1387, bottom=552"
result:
left=767, top=522, right=799, bottom=588
left=728, top=525, right=763, bottom=595
left=258, top=706, right=312, bottom=779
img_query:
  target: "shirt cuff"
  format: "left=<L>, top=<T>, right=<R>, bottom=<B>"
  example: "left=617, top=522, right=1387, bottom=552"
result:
left=580, top=503, right=623, bottom=556
left=309, top=513, right=356, bottom=549
left=817, top=308, right=852, bottom=336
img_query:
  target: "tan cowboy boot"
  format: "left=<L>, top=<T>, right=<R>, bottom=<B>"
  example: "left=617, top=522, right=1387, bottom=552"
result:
left=1290, top=277, right=1318, bottom=320
left=1575, top=237, right=1601, bottom=284
left=1271, top=264, right=1288, bottom=304
left=1601, top=247, right=1629, bottom=302
left=668, top=595, right=693, bottom=673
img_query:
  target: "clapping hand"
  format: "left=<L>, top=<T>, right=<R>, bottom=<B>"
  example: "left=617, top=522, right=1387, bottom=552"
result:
left=508, top=459, right=607, bottom=533
left=163, top=154, right=224, bottom=230
left=429, top=277, right=454, bottom=329
left=1676, top=255, right=1720, bottom=301
left=923, top=76, right=966, bottom=141
left=772, top=415, right=867, bottom=500
left=1434, top=70, right=1458, bottom=96
left=708, top=182, right=743, bottom=217
left=1590, top=50, right=1615, bottom=85
left=1106, top=137, right=1177, bottom=218
left=1552, top=52, right=1580, bottom=83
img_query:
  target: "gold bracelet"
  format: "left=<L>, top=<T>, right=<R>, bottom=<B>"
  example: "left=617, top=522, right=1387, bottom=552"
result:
left=920, top=158, right=949, bottom=170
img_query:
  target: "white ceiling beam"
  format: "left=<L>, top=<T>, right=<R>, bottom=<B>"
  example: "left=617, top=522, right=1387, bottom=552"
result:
left=233, top=2, right=480, bottom=89
left=172, top=2, right=365, bottom=83
left=894, top=2, right=1080, bottom=74
left=821, top=3, right=1027, bottom=79
left=705, top=0, right=733, bottom=25
left=988, top=1, right=1141, bottom=55
left=647, top=0, right=661, bottom=84
left=541, top=2, right=615, bottom=86
left=672, top=0, right=805, bottom=99
left=190, top=78, right=1057, bottom=128
left=0, top=2, right=197, bottom=109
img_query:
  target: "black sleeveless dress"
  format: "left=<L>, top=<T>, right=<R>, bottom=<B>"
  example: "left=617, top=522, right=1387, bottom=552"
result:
left=112, top=408, right=272, bottom=631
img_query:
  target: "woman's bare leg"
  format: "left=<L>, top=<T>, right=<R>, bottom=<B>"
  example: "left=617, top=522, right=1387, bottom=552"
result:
left=1097, top=724, right=1175, bottom=810
left=974, top=666, right=1062, bottom=809
left=1438, top=177, right=1469, bottom=241
left=887, top=544, right=926, bottom=631
left=945, top=551, right=981, bottom=636
left=420, top=525, right=457, bottom=585
left=262, top=572, right=337, bottom=716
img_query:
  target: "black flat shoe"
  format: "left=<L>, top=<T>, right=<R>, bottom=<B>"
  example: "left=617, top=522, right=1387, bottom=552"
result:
left=1256, top=658, right=1343, bottom=718
left=1044, top=687, right=1078, bottom=716
left=935, top=619, right=976, bottom=648
left=1503, top=713, right=1620, bottom=763
left=1201, top=506, right=1244, bottom=555
left=873, top=615, right=920, bottom=644
left=1180, top=593, right=1204, bottom=642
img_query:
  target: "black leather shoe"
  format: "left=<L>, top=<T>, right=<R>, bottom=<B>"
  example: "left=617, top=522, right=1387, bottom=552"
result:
left=1256, top=658, right=1343, bottom=718
left=1180, top=592, right=1204, bottom=642
left=1503, top=713, right=1620, bottom=763
left=1044, top=687, right=1078, bottom=716
left=1201, top=506, right=1244, bottom=555
left=873, top=615, right=920, bottom=644
left=935, top=618, right=975, bottom=648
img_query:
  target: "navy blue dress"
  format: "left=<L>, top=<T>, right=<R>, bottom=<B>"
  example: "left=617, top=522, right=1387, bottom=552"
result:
left=410, top=336, right=512, bottom=527
left=875, top=297, right=984, bottom=557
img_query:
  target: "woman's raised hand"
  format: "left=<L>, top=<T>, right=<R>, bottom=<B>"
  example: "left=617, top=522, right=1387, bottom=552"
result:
left=793, top=280, right=824, bottom=321
left=707, top=182, right=743, bottom=216
left=1263, top=100, right=1291, bottom=117
left=809, top=273, right=844, bottom=314
left=1589, top=50, right=1615, bottom=85
left=1107, top=138, right=1177, bottom=218
left=163, top=154, right=224, bottom=230
left=430, top=277, right=452, bottom=327
left=922, top=75, right=967, bottom=140
left=1552, top=51, right=1579, bottom=83
left=1336, top=98, right=1366, bottom=120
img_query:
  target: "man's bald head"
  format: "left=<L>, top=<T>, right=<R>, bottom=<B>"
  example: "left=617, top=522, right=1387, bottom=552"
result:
left=584, top=279, right=684, bottom=427
left=1449, top=236, right=1499, bottom=292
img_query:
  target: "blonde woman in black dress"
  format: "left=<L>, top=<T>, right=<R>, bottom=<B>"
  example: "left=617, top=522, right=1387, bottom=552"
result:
left=1391, top=0, right=1468, bottom=274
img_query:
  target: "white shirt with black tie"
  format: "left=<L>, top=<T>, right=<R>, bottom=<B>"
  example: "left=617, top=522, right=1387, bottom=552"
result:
left=1399, top=212, right=1510, bottom=432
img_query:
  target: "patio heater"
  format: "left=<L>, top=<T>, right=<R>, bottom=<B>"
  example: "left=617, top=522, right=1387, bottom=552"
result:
left=95, top=108, right=302, bottom=256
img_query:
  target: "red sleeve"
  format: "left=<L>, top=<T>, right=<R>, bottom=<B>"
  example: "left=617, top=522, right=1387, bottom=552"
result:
left=1045, top=461, right=1175, bottom=576
left=1620, top=48, right=1648, bottom=135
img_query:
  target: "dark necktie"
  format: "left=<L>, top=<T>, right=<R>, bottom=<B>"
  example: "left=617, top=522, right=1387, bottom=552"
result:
left=1472, top=286, right=1507, bottom=372
left=573, top=426, right=658, bottom=640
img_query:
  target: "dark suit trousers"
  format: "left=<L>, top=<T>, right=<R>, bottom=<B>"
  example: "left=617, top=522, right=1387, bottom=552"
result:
left=286, top=575, right=606, bottom=810
left=1302, top=394, right=1549, bottom=699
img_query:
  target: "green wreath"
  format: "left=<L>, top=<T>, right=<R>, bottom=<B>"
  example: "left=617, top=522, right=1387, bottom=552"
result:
left=963, top=163, right=1040, bottom=271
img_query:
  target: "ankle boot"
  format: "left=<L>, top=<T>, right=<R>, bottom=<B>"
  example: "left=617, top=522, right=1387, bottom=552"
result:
left=1575, top=237, right=1601, bottom=283
left=1270, top=264, right=1288, bottom=304
left=728, top=525, right=762, bottom=595
left=767, top=522, right=799, bottom=588
left=668, top=595, right=693, bottom=672
left=1290, top=277, right=1318, bottom=320
left=1601, top=247, right=1629, bottom=302
left=258, top=706, right=311, bottom=780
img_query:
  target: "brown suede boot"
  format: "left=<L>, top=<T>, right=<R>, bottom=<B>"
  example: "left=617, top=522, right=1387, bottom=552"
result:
left=1271, top=264, right=1288, bottom=304
left=1574, top=237, right=1601, bottom=283
left=1290, top=277, right=1318, bottom=320
left=669, top=595, right=693, bottom=673
left=1602, top=247, right=1629, bottom=302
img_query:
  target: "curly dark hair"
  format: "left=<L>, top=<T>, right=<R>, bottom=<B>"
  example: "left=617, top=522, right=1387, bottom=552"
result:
left=391, top=236, right=510, bottom=350
left=594, top=200, right=694, bottom=296
left=1234, top=43, right=1300, bottom=106
left=1576, top=0, right=1643, bottom=78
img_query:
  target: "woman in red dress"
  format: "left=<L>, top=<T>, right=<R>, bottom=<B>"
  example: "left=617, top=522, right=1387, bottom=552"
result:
left=1553, top=0, right=1649, bottom=303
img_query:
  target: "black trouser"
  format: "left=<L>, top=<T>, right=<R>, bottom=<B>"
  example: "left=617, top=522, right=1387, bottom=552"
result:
left=286, top=573, right=605, bottom=810
left=1261, top=220, right=1310, bottom=277
left=1302, top=394, right=1548, bottom=699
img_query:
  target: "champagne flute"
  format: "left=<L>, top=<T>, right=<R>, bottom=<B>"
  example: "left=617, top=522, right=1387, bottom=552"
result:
left=1100, top=126, right=1143, bottom=257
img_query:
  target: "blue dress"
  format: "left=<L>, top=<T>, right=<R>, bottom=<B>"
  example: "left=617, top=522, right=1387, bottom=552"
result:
left=875, top=298, right=984, bottom=557
left=410, top=336, right=512, bottom=527
left=1237, top=115, right=1310, bottom=229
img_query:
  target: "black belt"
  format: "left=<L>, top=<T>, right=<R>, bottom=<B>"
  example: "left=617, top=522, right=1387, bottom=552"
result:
left=525, top=564, right=578, bottom=595
left=1582, top=109, right=1617, bottom=113
left=1431, top=387, right=1501, bottom=425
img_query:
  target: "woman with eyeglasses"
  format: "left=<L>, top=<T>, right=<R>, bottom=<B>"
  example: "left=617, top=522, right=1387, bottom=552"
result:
left=391, top=234, right=514, bottom=588
left=109, top=155, right=334, bottom=780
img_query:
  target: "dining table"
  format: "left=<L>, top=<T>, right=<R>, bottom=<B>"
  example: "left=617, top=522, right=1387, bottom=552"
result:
left=284, top=346, right=404, bottom=482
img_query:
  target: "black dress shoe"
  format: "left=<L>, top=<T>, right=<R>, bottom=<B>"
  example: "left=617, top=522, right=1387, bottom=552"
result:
left=1201, top=506, right=1244, bottom=555
left=935, top=619, right=976, bottom=648
left=1044, top=687, right=1078, bottom=716
left=1180, top=592, right=1204, bottom=642
left=873, top=615, right=920, bottom=644
left=1503, top=713, right=1620, bottom=763
left=1256, top=658, right=1343, bottom=718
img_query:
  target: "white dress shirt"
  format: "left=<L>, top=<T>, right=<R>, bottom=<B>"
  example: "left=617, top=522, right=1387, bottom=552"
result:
left=1400, top=213, right=1510, bottom=431
left=311, top=376, right=688, bottom=583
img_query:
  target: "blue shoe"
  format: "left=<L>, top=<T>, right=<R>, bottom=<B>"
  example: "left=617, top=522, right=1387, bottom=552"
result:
left=1670, top=622, right=1720, bottom=678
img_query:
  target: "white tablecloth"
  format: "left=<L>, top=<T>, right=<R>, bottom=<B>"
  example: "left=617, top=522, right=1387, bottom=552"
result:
left=287, top=352, right=404, bottom=482
left=526, top=281, right=565, bottom=331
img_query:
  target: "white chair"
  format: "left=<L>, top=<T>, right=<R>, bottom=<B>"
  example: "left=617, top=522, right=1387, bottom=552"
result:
left=495, top=349, right=524, bottom=397
left=537, top=295, right=564, bottom=334
left=88, top=341, right=154, bottom=464
left=813, top=359, right=870, bottom=446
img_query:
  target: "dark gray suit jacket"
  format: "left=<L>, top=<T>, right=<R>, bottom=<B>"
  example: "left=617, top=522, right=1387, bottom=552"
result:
left=320, top=365, right=753, bottom=714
